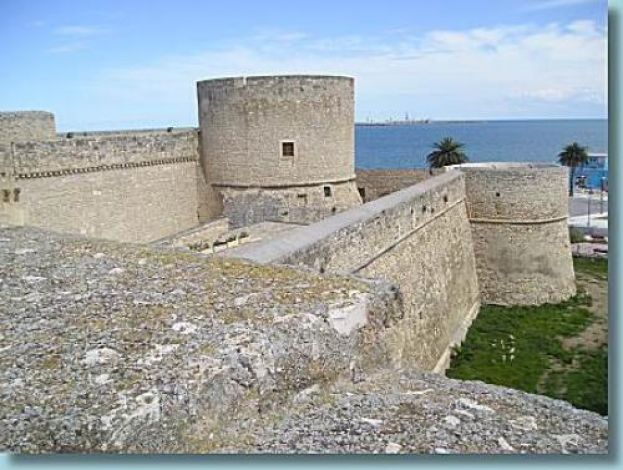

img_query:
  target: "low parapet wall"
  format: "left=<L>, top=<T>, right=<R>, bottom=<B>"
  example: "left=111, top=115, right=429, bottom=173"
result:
left=0, top=131, right=202, bottom=243
left=226, top=171, right=481, bottom=371
left=56, top=126, right=198, bottom=138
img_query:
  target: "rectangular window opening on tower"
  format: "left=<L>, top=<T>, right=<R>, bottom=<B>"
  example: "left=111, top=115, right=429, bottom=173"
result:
left=281, top=141, right=295, bottom=158
left=324, top=186, right=332, bottom=197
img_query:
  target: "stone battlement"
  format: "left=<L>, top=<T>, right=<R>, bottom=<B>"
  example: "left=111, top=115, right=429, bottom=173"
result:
left=8, top=130, right=199, bottom=178
left=0, top=129, right=201, bottom=243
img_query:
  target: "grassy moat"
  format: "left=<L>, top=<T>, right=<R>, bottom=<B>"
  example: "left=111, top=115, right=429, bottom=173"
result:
left=447, top=257, right=608, bottom=415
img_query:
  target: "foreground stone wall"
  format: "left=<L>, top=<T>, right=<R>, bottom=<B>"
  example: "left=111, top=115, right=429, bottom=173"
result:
left=0, top=226, right=606, bottom=454
left=0, top=111, right=56, bottom=145
left=0, top=227, right=401, bottom=453
left=226, top=172, right=480, bottom=371
left=1, top=131, right=201, bottom=243
left=450, top=163, right=576, bottom=305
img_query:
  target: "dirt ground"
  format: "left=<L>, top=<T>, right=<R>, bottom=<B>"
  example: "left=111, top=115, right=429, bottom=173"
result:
left=563, top=273, right=608, bottom=350
left=537, top=264, right=608, bottom=395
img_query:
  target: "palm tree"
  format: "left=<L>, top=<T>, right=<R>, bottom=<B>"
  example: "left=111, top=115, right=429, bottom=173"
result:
left=426, top=137, right=469, bottom=170
left=558, top=142, right=588, bottom=196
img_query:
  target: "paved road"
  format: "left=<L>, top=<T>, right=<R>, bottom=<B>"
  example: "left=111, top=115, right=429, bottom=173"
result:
left=569, top=194, right=608, bottom=217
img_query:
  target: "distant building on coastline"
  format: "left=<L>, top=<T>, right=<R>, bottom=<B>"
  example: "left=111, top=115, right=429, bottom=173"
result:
left=575, top=152, right=608, bottom=191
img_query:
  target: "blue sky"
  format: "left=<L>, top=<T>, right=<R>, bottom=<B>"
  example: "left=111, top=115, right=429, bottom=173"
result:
left=0, top=0, right=608, bottom=131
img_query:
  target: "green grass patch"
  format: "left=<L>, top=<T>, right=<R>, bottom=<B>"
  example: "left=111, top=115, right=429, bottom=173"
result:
left=573, top=257, right=608, bottom=280
left=447, top=257, right=608, bottom=415
left=542, top=346, right=608, bottom=415
left=446, top=295, right=593, bottom=393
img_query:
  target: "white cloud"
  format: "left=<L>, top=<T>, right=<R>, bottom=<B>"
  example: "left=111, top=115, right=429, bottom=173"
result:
left=86, top=20, right=606, bottom=123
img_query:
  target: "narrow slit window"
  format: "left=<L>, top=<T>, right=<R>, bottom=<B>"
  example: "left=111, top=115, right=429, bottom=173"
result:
left=281, top=141, right=295, bottom=158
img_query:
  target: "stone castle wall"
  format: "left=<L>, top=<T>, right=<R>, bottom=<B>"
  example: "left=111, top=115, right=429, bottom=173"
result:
left=355, top=168, right=442, bottom=202
left=450, top=163, right=576, bottom=305
left=1, top=226, right=606, bottom=454
left=1, top=130, right=201, bottom=243
left=0, top=144, right=21, bottom=227
left=11, top=130, right=198, bottom=175
left=0, top=111, right=56, bottom=145
left=197, top=75, right=362, bottom=225
left=220, top=180, right=362, bottom=227
left=197, top=75, right=356, bottom=186
left=225, top=171, right=480, bottom=371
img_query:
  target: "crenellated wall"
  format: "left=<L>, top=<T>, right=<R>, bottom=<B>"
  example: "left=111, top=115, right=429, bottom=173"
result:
left=225, top=171, right=481, bottom=371
left=1, top=130, right=202, bottom=243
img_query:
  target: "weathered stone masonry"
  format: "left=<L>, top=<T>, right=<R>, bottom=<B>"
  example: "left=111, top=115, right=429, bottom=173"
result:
left=0, top=227, right=605, bottom=454
left=226, top=171, right=480, bottom=371
left=0, top=77, right=577, bottom=374
left=0, top=77, right=592, bottom=454
left=197, top=76, right=363, bottom=227
left=1, top=130, right=201, bottom=243
left=224, top=163, right=577, bottom=370
left=355, top=168, right=442, bottom=202
left=449, top=163, right=576, bottom=305
left=0, top=111, right=56, bottom=145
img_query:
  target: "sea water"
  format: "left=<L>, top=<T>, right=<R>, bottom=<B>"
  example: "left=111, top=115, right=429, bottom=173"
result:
left=355, top=119, right=607, bottom=187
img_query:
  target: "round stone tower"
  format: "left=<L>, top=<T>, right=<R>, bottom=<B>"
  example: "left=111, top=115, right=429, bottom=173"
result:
left=450, top=163, right=576, bottom=305
left=0, top=111, right=56, bottom=146
left=196, top=75, right=362, bottom=227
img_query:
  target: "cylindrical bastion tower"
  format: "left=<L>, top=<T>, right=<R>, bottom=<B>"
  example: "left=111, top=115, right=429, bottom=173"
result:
left=197, top=75, right=362, bottom=227
left=450, top=163, right=576, bottom=305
